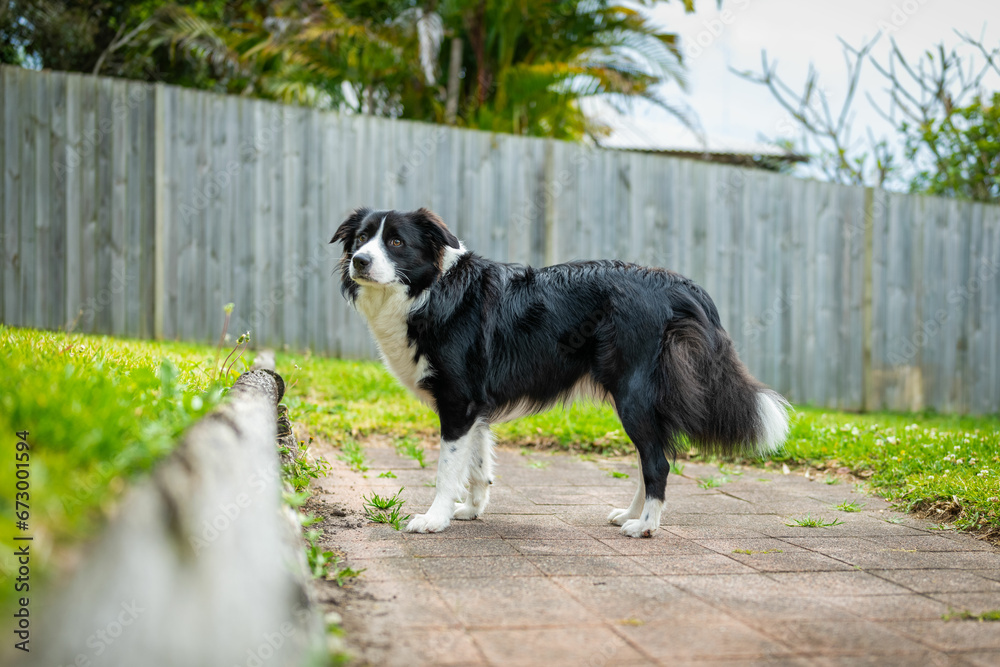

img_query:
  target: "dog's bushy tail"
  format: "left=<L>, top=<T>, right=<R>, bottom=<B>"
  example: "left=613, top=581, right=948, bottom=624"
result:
left=658, top=308, right=790, bottom=459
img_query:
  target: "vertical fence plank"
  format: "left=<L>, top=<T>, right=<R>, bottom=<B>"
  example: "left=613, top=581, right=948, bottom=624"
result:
left=110, top=80, right=128, bottom=336
left=2, top=66, right=19, bottom=326
left=18, top=66, right=36, bottom=329
left=49, top=71, right=67, bottom=332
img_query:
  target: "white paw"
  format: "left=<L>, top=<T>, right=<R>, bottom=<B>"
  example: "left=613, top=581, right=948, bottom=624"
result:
left=405, top=513, right=451, bottom=533
left=620, top=518, right=656, bottom=538
left=453, top=503, right=481, bottom=520
left=607, top=507, right=636, bottom=526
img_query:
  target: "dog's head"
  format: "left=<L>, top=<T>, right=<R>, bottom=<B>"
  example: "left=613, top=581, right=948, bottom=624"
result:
left=331, top=207, right=462, bottom=301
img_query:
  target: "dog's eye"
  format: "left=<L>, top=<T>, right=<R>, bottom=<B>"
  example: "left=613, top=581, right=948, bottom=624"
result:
left=357, top=233, right=368, bottom=244
left=389, top=238, right=403, bottom=247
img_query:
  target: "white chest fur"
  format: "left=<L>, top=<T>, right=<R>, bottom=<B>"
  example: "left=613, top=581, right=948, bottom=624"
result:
left=354, top=286, right=435, bottom=408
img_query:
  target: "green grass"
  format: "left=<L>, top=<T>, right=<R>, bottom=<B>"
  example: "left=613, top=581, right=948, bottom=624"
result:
left=608, top=471, right=629, bottom=479
left=942, top=609, right=1000, bottom=622
left=777, top=408, right=1000, bottom=537
left=281, top=440, right=333, bottom=492
left=0, top=326, right=231, bottom=607
left=394, top=436, right=426, bottom=468
left=337, top=438, right=368, bottom=472
left=697, top=476, right=729, bottom=489
left=832, top=500, right=866, bottom=513
left=362, top=488, right=411, bottom=530
left=785, top=514, right=845, bottom=528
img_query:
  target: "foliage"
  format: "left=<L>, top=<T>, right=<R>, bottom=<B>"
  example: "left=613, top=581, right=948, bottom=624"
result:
left=0, top=326, right=225, bottom=607
left=361, top=487, right=410, bottom=530
left=2, top=0, right=698, bottom=140
left=281, top=441, right=333, bottom=493
left=905, top=92, right=1000, bottom=202
left=737, top=32, right=1000, bottom=200
left=785, top=514, right=844, bottom=528
left=832, top=500, right=865, bottom=513
left=394, top=436, right=426, bottom=468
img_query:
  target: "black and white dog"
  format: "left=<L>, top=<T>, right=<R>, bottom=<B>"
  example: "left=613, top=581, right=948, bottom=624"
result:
left=332, top=207, right=790, bottom=537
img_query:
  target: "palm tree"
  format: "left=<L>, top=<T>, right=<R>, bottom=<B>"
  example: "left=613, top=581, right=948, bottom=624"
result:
left=72, top=0, right=697, bottom=139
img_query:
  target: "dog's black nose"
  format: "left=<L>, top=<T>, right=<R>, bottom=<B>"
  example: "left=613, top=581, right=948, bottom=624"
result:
left=353, top=253, right=372, bottom=271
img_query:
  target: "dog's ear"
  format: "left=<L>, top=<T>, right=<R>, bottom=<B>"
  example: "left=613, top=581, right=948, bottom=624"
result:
left=412, top=208, right=460, bottom=250
left=331, top=207, right=371, bottom=246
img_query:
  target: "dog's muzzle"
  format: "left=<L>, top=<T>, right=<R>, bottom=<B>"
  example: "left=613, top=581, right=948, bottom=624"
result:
left=351, top=253, right=372, bottom=280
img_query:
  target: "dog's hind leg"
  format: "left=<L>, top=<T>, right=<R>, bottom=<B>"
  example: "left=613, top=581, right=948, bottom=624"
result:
left=607, top=462, right=644, bottom=525
left=612, top=396, right=672, bottom=538
left=454, top=422, right=495, bottom=520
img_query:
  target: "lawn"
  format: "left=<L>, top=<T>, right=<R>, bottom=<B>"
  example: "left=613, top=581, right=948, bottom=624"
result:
left=0, top=325, right=236, bottom=606
left=284, top=354, right=1000, bottom=541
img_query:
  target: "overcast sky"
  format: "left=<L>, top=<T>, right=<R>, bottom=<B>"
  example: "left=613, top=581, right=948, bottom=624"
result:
left=618, top=0, right=1000, bottom=185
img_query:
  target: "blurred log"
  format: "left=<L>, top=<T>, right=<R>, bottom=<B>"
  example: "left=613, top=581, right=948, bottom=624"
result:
left=32, top=369, right=322, bottom=667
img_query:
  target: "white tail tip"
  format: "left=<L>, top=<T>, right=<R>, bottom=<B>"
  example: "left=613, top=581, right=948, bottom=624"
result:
left=755, top=391, right=791, bottom=456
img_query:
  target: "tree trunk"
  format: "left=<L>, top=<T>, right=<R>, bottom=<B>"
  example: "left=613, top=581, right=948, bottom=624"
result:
left=445, top=37, right=463, bottom=124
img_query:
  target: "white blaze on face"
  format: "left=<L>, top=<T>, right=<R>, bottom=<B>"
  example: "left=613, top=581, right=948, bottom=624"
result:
left=350, top=216, right=398, bottom=285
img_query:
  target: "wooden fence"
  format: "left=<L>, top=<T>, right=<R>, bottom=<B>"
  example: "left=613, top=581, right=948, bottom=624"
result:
left=1, top=65, right=998, bottom=413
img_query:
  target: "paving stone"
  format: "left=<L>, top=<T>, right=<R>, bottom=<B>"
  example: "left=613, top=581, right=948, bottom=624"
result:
left=836, top=549, right=1000, bottom=570
left=868, top=569, right=1000, bottom=594
left=598, top=537, right=717, bottom=556
left=346, top=556, right=426, bottom=582
left=527, top=555, right=654, bottom=576
left=772, top=620, right=930, bottom=654
left=725, top=551, right=856, bottom=573
left=765, top=571, right=914, bottom=597
left=927, top=592, right=1000, bottom=615
left=709, top=594, right=860, bottom=623
left=960, top=650, right=1000, bottom=667
left=888, top=619, right=1000, bottom=651
left=550, top=575, right=722, bottom=623
left=482, top=514, right=585, bottom=539
left=433, top=577, right=596, bottom=627
left=393, top=627, right=488, bottom=665
left=615, top=620, right=794, bottom=660
left=471, top=626, right=653, bottom=666
left=826, top=594, right=953, bottom=620
left=508, top=537, right=619, bottom=556
left=405, top=537, right=520, bottom=558
left=629, top=554, right=758, bottom=576
left=419, top=555, right=545, bottom=579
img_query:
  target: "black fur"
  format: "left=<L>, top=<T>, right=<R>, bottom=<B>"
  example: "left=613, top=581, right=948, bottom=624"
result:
left=333, top=207, right=785, bottom=517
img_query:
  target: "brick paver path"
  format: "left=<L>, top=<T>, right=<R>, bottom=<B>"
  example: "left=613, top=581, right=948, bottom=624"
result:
left=311, top=439, right=1000, bottom=666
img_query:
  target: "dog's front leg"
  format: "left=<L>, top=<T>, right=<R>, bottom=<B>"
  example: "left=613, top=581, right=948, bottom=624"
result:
left=405, top=429, right=474, bottom=533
